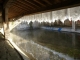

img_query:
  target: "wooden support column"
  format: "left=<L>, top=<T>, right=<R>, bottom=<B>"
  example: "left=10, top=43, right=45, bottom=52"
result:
left=2, top=7, right=9, bottom=39
left=2, top=8, right=9, bottom=30
left=1, top=0, right=16, bottom=40
left=6, top=8, right=9, bottom=29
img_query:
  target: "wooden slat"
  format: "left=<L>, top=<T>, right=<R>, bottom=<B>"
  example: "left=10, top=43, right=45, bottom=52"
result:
left=8, top=0, right=80, bottom=19
left=9, top=7, right=26, bottom=17
left=9, top=10, right=25, bottom=18
left=43, top=0, right=52, bottom=5
left=54, top=0, right=62, bottom=4
left=12, top=2, right=31, bottom=12
left=17, top=0, right=36, bottom=10
left=9, top=6, right=29, bottom=18
left=34, top=0, right=46, bottom=7
left=3, top=0, right=16, bottom=8
left=9, top=1, right=32, bottom=15
left=9, top=5, right=23, bottom=12
left=13, top=5, right=30, bottom=12
left=25, top=0, right=41, bottom=8
left=10, top=7, right=25, bottom=13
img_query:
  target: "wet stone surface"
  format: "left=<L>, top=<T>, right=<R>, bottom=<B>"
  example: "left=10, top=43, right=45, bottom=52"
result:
left=0, top=33, right=22, bottom=60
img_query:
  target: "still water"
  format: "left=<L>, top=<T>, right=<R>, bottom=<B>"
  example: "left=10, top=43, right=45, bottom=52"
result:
left=11, top=29, right=80, bottom=60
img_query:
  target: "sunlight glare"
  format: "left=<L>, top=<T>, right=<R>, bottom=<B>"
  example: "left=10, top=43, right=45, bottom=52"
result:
left=8, top=37, right=29, bottom=59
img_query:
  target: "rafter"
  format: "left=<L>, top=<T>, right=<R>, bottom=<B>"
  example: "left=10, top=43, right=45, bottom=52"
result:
left=9, top=7, right=24, bottom=14
left=54, top=0, right=62, bottom=4
left=7, top=0, right=80, bottom=19
left=9, top=2, right=33, bottom=15
left=9, top=6, right=29, bottom=16
left=25, top=0, right=41, bottom=8
left=9, top=10, right=25, bottom=17
left=43, top=0, right=52, bottom=5
left=9, top=6, right=29, bottom=19
left=12, top=2, right=31, bottom=12
left=13, top=5, right=30, bottom=12
left=17, top=0, right=36, bottom=10
left=12, top=7, right=24, bottom=13
left=3, top=0, right=16, bottom=8
left=34, top=0, right=46, bottom=7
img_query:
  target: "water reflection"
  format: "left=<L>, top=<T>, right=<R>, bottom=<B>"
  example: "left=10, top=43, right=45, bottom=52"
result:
left=11, top=29, right=80, bottom=60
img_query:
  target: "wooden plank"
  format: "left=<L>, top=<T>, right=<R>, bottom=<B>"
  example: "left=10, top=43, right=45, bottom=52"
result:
left=3, top=0, right=16, bottom=8
left=43, top=0, right=52, bottom=5
left=12, top=3, right=31, bottom=12
left=34, top=0, right=46, bottom=7
left=13, top=5, right=30, bottom=12
left=17, top=0, right=36, bottom=10
left=9, top=6, right=25, bottom=13
left=25, top=0, right=41, bottom=8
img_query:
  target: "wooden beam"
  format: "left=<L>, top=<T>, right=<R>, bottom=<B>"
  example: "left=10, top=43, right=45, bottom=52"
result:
left=2, top=7, right=9, bottom=39
left=55, top=0, right=61, bottom=3
left=43, top=0, right=52, bottom=5
left=19, top=0, right=80, bottom=17
left=25, top=0, right=41, bottom=8
left=34, top=0, right=46, bottom=7
left=8, top=12, right=23, bottom=19
left=9, top=0, right=80, bottom=19
left=9, top=3, right=32, bottom=16
left=9, top=11, right=26, bottom=19
left=9, top=6, right=25, bottom=13
left=3, top=0, right=16, bottom=8
left=13, top=2, right=32, bottom=11
left=10, top=4, right=31, bottom=12
left=9, top=10, right=26, bottom=17
left=13, top=5, right=30, bottom=12
left=11, top=11, right=28, bottom=19
left=9, top=6, right=30, bottom=18
left=17, top=0, right=36, bottom=10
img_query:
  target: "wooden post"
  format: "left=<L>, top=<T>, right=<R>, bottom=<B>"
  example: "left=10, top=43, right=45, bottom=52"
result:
left=2, top=7, right=9, bottom=40
left=1, top=0, right=16, bottom=40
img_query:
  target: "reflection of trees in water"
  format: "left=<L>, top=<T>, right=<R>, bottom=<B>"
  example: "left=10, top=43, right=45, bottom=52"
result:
left=36, top=31, right=80, bottom=58
left=76, top=34, right=80, bottom=49
left=73, top=34, right=80, bottom=59
left=38, top=31, right=72, bottom=46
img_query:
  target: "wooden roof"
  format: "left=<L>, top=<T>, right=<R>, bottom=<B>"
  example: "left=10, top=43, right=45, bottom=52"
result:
left=0, top=0, right=80, bottom=19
